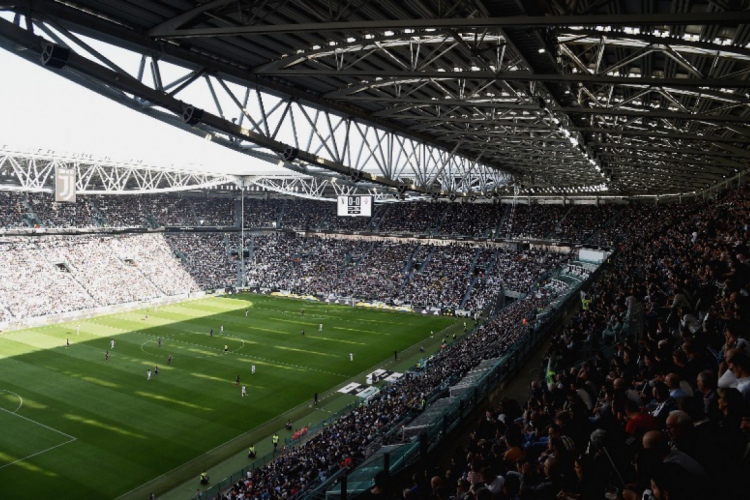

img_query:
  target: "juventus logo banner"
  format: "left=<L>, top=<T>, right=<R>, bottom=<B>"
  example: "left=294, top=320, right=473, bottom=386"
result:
left=55, top=166, right=76, bottom=203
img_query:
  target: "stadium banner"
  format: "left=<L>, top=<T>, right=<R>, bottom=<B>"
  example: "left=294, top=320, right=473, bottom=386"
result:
left=54, top=166, right=77, bottom=203
left=337, top=195, right=372, bottom=217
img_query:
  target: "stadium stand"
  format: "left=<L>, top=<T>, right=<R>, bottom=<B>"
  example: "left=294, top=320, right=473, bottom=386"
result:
left=1, top=187, right=748, bottom=500
left=29, top=193, right=96, bottom=228
left=279, top=199, right=327, bottom=230
left=400, top=245, right=482, bottom=310
left=377, top=202, right=443, bottom=234
left=417, top=187, right=750, bottom=500
left=166, top=233, right=237, bottom=290
left=497, top=204, right=568, bottom=240
left=553, top=204, right=621, bottom=243
left=191, top=196, right=235, bottom=226
left=0, top=191, right=30, bottom=228
left=244, top=198, right=284, bottom=228
left=440, top=202, right=503, bottom=238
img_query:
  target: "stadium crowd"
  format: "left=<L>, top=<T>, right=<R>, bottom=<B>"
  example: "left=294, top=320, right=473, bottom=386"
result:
left=279, top=199, right=326, bottom=230
left=246, top=233, right=309, bottom=289
left=497, top=204, right=568, bottom=240
left=377, top=202, right=443, bottom=234
left=192, top=197, right=236, bottom=226
left=166, top=233, right=237, bottom=290
left=29, top=193, right=97, bottom=228
left=0, top=191, right=29, bottom=228
left=465, top=249, right=570, bottom=312
left=398, top=187, right=749, bottom=500
left=219, top=285, right=566, bottom=500
left=0, top=192, right=631, bottom=246
left=441, top=203, right=503, bottom=238
left=244, top=199, right=284, bottom=228
left=554, top=204, right=621, bottom=243
left=400, top=245, right=486, bottom=310
left=336, top=241, right=416, bottom=300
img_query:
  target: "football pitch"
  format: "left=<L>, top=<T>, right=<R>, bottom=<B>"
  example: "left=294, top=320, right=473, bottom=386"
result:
left=0, top=294, right=457, bottom=499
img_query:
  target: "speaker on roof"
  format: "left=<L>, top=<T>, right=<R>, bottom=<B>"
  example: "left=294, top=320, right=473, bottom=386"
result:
left=350, top=170, right=363, bottom=183
left=182, top=105, right=204, bottom=125
left=40, top=42, right=71, bottom=69
left=469, top=195, right=477, bottom=202
left=431, top=192, right=440, bottom=200
left=449, top=194, right=457, bottom=202
left=282, top=147, right=299, bottom=162
left=397, top=184, right=408, bottom=195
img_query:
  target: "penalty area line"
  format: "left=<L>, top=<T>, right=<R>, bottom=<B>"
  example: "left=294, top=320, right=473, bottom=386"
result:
left=0, top=405, right=76, bottom=440
left=0, top=437, right=77, bottom=471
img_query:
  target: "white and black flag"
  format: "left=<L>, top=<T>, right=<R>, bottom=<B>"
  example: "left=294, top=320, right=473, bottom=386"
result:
left=55, top=166, right=76, bottom=203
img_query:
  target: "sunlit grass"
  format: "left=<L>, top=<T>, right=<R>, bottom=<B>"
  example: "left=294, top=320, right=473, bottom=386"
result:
left=0, top=293, right=456, bottom=499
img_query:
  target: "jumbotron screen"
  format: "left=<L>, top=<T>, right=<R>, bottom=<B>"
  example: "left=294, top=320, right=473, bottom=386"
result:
left=337, top=195, right=372, bottom=217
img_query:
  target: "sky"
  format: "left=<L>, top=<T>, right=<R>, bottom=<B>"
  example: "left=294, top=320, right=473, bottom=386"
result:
left=0, top=15, right=280, bottom=175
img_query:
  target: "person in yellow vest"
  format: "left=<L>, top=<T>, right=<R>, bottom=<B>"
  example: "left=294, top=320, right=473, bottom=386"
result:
left=247, top=445, right=256, bottom=459
left=272, top=432, right=279, bottom=451
left=200, top=472, right=209, bottom=485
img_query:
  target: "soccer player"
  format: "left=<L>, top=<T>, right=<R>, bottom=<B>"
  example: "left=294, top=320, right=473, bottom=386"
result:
left=66, top=338, right=70, bottom=348
left=314, top=392, right=318, bottom=405
left=349, top=352, right=353, bottom=362
left=210, top=328, right=213, bottom=337
left=319, top=323, right=323, bottom=332
left=76, top=325, right=80, bottom=335
left=154, top=365, right=158, bottom=376
left=394, top=350, right=398, bottom=361
left=111, top=339, right=115, bottom=350
left=241, top=385, right=247, bottom=397
left=168, top=354, right=172, bottom=365
left=105, top=349, right=109, bottom=361
left=235, top=375, right=240, bottom=387
left=301, top=308, right=304, bottom=316
left=158, top=337, right=162, bottom=348
left=220, top=325, right=224, bottom=335
left=245, top=309, right=249, bottom=317
left=301, top=329, right=305, bottom=336
left=224, top=344, right=229, bottom=354
left=147, top=369, right=151, bottom=380
left=252, top=364, right=256, bottom=375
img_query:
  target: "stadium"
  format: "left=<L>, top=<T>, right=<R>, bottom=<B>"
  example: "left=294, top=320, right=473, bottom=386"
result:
left=0, top=1, right=749, bottom=500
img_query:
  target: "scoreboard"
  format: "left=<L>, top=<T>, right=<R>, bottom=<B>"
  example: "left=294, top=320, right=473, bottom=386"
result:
left=337, top=195, right=372, bottom=217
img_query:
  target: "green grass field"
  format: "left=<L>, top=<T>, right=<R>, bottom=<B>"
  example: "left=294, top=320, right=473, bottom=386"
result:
left=0, top=294, right=457, bottom=499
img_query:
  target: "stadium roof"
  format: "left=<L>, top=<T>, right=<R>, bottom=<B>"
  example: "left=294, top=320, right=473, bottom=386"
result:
left=1, top=0, right=749, bottom=199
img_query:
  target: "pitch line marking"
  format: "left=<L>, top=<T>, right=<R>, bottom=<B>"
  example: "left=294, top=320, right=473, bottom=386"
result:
left=0, top=400, right=78, bottom=471
left=0, top=389, right=23, bottom=413
left=0, top=438, right=77, bottom=471
left=0, top=405, right=76, bottom=441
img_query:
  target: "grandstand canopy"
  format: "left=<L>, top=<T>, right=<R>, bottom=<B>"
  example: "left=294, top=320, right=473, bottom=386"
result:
left=1, top=0, right=749, bottom=199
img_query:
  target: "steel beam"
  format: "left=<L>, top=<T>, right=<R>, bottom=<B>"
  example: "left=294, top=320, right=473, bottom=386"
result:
left=145, top=12, right=750, bottom=39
